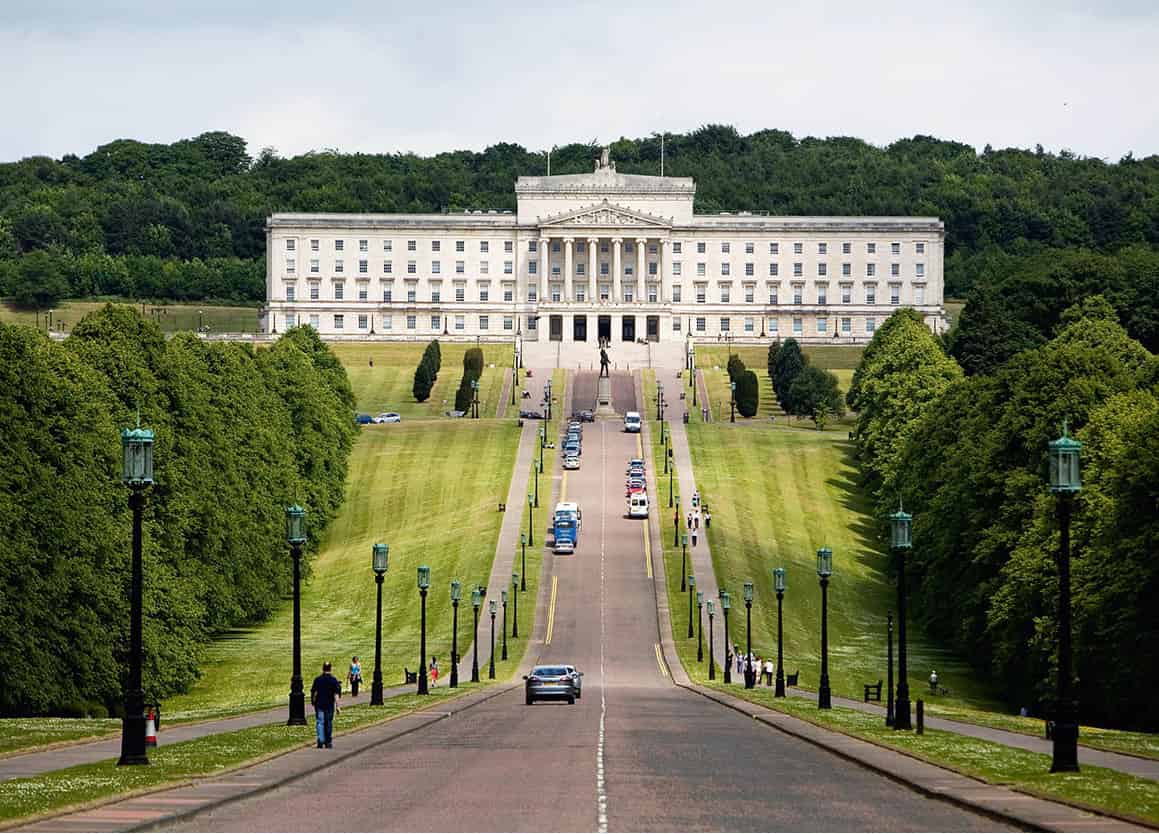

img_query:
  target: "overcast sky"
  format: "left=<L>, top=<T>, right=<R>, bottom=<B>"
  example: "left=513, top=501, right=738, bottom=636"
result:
left=2, top=0, right=1157, bottom=164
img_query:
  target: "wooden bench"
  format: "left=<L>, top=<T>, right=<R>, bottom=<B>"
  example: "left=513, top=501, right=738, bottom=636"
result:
left=786, top=671, right=799, bottom=687
left=864, top=679, right=883, bottom=702
left=403, top=668, right=417, bottom=685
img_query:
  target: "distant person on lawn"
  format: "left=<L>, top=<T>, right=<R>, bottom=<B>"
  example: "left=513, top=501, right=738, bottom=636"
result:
left=348, top=656, right=362, bottom=697
left=311, top=662, right=342, bottom=749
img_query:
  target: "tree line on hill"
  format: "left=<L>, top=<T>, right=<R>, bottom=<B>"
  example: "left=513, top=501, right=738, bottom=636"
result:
left=765, top=340, right=844, bottom=428
left=0, top=309, right=356, bottom=716
left=1, top=127, right=1157, bottom=308
left=849, top=306, right=1159, bottom=730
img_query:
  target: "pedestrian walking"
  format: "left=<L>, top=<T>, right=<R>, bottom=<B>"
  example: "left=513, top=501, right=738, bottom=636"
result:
left=691, top=529, right=698, bottom=547
left=764, top=658, right=774, bottom=686
left=692, top=491, right=700, bottom=508
left=430, top=656, right=440, bottom=688
left=736, top=652, right=744, bottom=676
left=704, top=509, right=712, bottom=529
left=348, top=656, right=362, bottom=698
left=687, top=511, right=694, bottom=531
left=693, top=512, right=700, bottom=530
left=310, top=662, right=342, bottom=749
left=929, top=669, right=938, bottom=693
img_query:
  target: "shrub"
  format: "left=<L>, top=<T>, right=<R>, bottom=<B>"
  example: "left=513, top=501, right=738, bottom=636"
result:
left=787, top=365, right=844, bottom=426
left=735, top=369, right=759, bottom=417
left=726, top=353, right=746, bottom=383
left=771, top=338, right=806, bottom=412
left=412, top=340, right=441, bottom=402
left=454, top=348, right=484, bottom=412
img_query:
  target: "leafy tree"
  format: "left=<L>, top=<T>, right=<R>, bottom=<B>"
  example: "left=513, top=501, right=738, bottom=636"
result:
left=767, top=341, right=780, bottom=385
left=726, top=353, right=746, bottom=383
left=734, top=369, right=759, bottom=417
left=413, top=358, right=434, bottom=402
left=787, top=365, right=844, bottom=427
left=770, top=338, right=806, bottom=412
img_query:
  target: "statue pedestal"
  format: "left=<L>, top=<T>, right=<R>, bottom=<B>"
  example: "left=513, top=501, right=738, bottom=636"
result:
left=596, top=376, right=615, bottom=416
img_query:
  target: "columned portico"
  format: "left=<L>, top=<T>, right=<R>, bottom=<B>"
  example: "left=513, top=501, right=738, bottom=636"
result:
left=659, top=239, right=669, bottom=304
left=587, top=238, right=598, bottom=303
left=538, top=237, right=549, bottom=302
left=635, top=238, right=646, bottom=303
left=563, top=238, right=574, bottom=303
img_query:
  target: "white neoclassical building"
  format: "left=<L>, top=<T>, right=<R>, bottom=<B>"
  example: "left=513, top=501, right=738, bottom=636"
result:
left=261, top=151, right=945, bottom=344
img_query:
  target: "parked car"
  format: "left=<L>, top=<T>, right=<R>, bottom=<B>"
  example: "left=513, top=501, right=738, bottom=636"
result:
left=563, top=665, right=584, bottom=699
left=355, top=413, right=374, bottom=425
left=626, top=479, right=646, bottom=495
left=524, top=665, right=577, bottom=705
left=563, top=455, right=581, bottom=470
left=446, top=410, right=467, bottom=418
left=563, top=443, right=581, bottom=458
left=626, top=459, right=646, bottom=473
left=374, top=412, right=402, bottom=423
left=628, top=492, right=650, bottom=518
left=578, top=410, right=595, bottom=422
left=519, top=410, right=543, bottom=419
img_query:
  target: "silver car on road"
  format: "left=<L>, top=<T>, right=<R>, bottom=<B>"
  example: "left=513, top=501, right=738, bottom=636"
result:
left=524, top=665, right=577, bottom=705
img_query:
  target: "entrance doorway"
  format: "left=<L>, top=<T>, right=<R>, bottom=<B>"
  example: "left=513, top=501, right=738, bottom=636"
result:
left=646, top=316, right=660, bottom=342
left=573, top=315, right=587, bottom=342
left=598, top=315, right=611, bottom=344
left=621, top=315, right=636, bottom=342
left=549, top=315, right=563, bottom=342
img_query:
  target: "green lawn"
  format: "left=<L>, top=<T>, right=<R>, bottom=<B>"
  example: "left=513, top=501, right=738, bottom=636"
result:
left=0, top=720, right=119, bottom=757
left=0, top=300, right=261, bottom=334
left=330, top=342, right=513, bottom=416
left=683, top=423, right=1000, bottom=709
left=166, top=420, right=519, bottom=718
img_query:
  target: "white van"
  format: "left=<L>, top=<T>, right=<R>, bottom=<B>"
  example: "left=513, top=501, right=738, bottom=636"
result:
left=624, top=411, right=642, bottom=433
left=628, top=492, right=649, bottom=518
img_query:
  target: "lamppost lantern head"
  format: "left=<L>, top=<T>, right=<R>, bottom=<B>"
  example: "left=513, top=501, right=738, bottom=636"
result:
left=889, top=504, right=913, bottom=550
left=284, top=504, right=307, bottom=545
left=502, top=589, right=508, bottom=604
left=1048, top=422, right=1082, bottom=493
left=121, top=425, right=155, bottom=487
left=489, top=598, right=498, bottom=615
left=774, top=567, right=787, bottom=593
left=471, top=587, right=482, bottom=609
left=512, top=571, right=519, bottom=588
left=707, top=599, right=715, bottom=616
left=417, top=565, right=431, bottom=590
left=730, top=381, right=737, bottom=393
left=697, top=590, right=704, bottom=606
left=521, top=532, right=527, bottom=546
left=372, top=543, right=389, bottom=575
left=682, top=533, right=688, bottom=546
left=721, top=591, right=731, bottom=611
left=743, top=581, right=754, bottom=602
left=688, top=574, right=696, bottom=589
left=451, top=579, right=462, bottom=601
left=816, top=547, right=833, bottom=578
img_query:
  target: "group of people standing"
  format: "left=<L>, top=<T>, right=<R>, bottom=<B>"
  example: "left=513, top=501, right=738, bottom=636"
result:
left=728, top=646, right=777, bottom=687
left=686, top=491, right=712, bottom=547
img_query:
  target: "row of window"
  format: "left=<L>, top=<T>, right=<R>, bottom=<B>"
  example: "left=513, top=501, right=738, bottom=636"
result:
left=285, top=238, right=928, bottom=257
left=684, top=316, right=881, bottom=336
left=285, top=312, right=517, bottom=332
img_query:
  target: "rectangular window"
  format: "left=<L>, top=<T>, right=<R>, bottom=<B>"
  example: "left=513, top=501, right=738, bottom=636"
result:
left=673, top=242, right=682, bottom=254
left=431, top=315, right=441, bottom=330
left=408, top=261, right=417, bottom=274
left=745, top=242, right=754, bottom=254
left=287, top=313, right=296, bottom=328
left=310, top=284, right=319, bottom=301
left=817, top=317, right=827, bottom=333
left=769, top=242, right=779, bottom=255
left=745, top=262, right=754, bottom=276
left=697, top=263, right=706, bottom=277
left=503, top=316, right=513, bottom=331
left=504, top=261, right=513, bottom=274
left=454, top=315, right=465, bottom=331
left=551, top=285, right=561, bottom=302
left=335, top=240, right=344, bottom=252
left=311, top=239, right=320, bottom=251
left=384, top=261, right=393, bottom=274
left=529, top=261, right=537, bottom=274
left=890, top=285, right=900, bottom=305
left=769, top=263, right=779, bottom=277
left=744, top=317, right=754, bottom=333
left=529, top=240, right=538, bottom=253
left=600, top=262, right=609, bottom=275
left=455, top=287, right=465, bottom=302
left=599, top=284, right=609, bottom=302
left=793, top=317, right=803, bottom=335
left=696, top=285, right=706, bottom=303
left=672, top=285, right=682, bottom=302
left=286, top=239, right=296, bottom=251
left=358, top=314, right=368, bottom=329
left=286, top=258, right=296, bottom=273
left=625, top=265, right=633, bottom=276
left=309, top=314, right=320, bottom=329
left=841, top=285, right=851, bottom=304
left=891, top=263, right=900, bottom=277
left=842, top=242, right=851, bottom=255
left=456, top=261, right=465, bottom=274
left=647, top=285, right=656, bottom=303
left=359, top=239, right=368, bottom=252
left=528, top=315, right=537, bottom=331
left=916, top=242, right=925, bottom=255
left=891, top=242, right=901, bottom=256
left=866, top=285, right=876, bottom=304
left=455, top=240, right=465, bottom=253
left=503, top=287, right=513, bottom=302
left=695, top=316, right=706, bottom=333
left=842, top=263, right=851, bottom=277
left=768, top=286, right=778, bottom=304
left=577, top=285, right=587, bottom=302
left=817, top=286, right=827, bottom=305
left=553, top=241, right=561, bottom=252
left=431, top=288, right=441, bottom=303
left=358, top=285, right=368, bottom=301
left=721, top=263, right=730, bottom=276
left=479, top=286, right=489, bottom=302
left=623, top=285, right=634, bottom=302
left=407, top=287, right=417, bottom=303
left=794, top=242, right=803, bottom=255
left=817, top=263, right=827, bottom=277
left=527, top=286, right=537, bottom=302
left=577, top=241, right=585, bottom=254
left=577, top=263, right=586, bottom=275
left=480, top=241, right=489, bottom=253
left=382, top=315, right=392, bottom=330
left=431, top=240, right=441, bottom=253
left=793, top=286, right=803, bottom=305
left=286, top=287, right=295, bottom=302
left=915, top=286, right=926, bottom=305
left=841, top=317, right=851, bottom=334
left=818, top=242, right=827, bottom=255
left=335, top=259, right=344, bottom=273
left=648, top=262, right=657, bottom=276
left=866, top=263, right=876, bottom=278
left=867, top=317, right=877, bottom=334
left=916, top=263, right=925, bottom=278
left=744, top=285, right=754, bottom=303
left=697, top=241, right=706, bottom=254
left=504, top=241, right=513, bottom=253
left=672, top=262, right=682, bottom=276
left=407, top=240, right=417, bottom=252
left=867, top=242, right=876, bottom=254
left=479, top=315, right=489, bottom=330
left=359, top=260, right=368, bottom=274
left=480, top=261, right=489, bottom=274
left=720, top=286, right=730, bottom=303
left=407, top=315, right=416, bottom=330
left=719, top=317, right=730, bottom=332
left=432, top=261, right=441, bottom=274
left=383, top=288, right=393, bottom=302
left=673, top=317, right=682, bottom=331
left=334, top=314, right=344, bottom=330
left=768, top=317, right=778, bottom=334
left=310, top=259, right=320, bottom=274
left=721, top=242, right=730, bottom=254
left=384, top=240, right=393, bottom=253
left=793, top=262, right=803, bottom=277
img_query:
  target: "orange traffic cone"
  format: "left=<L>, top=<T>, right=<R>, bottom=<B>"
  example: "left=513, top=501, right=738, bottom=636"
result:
left=145, top=708, right=157, bottom=747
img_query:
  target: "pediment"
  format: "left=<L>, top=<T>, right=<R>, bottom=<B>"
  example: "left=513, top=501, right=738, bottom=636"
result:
left=538, top=201, right=672, bottom=229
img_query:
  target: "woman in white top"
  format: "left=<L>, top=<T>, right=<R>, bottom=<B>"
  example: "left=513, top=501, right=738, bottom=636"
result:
left=764, top=658, right=774, bottom=686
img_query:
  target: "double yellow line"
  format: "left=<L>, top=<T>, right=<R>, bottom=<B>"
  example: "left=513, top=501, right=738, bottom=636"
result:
left=545, top=575, right=558, bottom=645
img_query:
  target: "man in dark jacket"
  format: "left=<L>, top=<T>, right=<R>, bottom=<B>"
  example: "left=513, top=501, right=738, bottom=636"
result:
left=310, top=662, right=342, bottom=748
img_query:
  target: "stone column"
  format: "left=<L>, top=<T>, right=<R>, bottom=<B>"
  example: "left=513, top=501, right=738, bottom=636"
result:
left=612, top=238, right=622, bottom=304
left=538, top=237, right=549, bottom=302
left=659, top=239, right=669, bottom=304
left=564, top=238, right=574, bottom=303
left=635, top=238, right=647, bottom=303
left=588, top=237, right=598, bottom=303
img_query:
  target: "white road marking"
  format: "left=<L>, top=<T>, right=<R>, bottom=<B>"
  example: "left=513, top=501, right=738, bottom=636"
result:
left=597, top=419, right=609, bottom=834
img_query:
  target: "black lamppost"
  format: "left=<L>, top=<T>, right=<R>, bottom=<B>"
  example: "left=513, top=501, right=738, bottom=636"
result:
left=488, top=599, right=498, bottom=679
left=722, top=591, right=732, bottom=684
left=417, top=565, right=431, bottom=694
left=687, top=574, right=696, bottom=638
left=817, top=547, right=833, bottom=709
left=673, top=495, right=680, bottom=547
left=730, top=380, right=736, bottom=423
left=691, top=356, right=697, bottom=407
left=471, top=378, right=480, bottom=419
left=1049, top=423, right=1082, bottom=773
left=539, top=424, right=545, bottom=475
left=696, top=591, right=704, bottom=662
left=501, top=591, right=509, bottom=661
left=889, top=505, right=912, bottom=729
left=511, top=350, right=518, bottom=406
left=285, top=504, right=308, bottom=727
left=886, top=612, right=894, bottom=726
left=680, top=534, right=688, bottom=592
left=118, top=423, right=155, bottom=765
left=743, top=581, right=755, bottom=689
left=773, top=567, right=786, bottom=697
left=707, top=599, right=716, bottom=680
left=450, top=580, right=461, bottom=689
left=370, top=543, right=389, bottom=705
left=527, top=493, right=535, bottom=547
left=668, top=461, right=674, bottom=507
left=520, top=534, right=528, bottom=590
left=656, top=382, right=664, bottom=421
left=471, top=587, right=482, bottom=683
left=511, top=573, right=520, bottom=638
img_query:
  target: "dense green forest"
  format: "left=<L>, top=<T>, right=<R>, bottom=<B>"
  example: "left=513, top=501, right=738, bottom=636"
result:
left=0, top=309, right=356, bottom=716
left=850, top=306, right=1159, bottom=730
left=1, top=126, right=1157, bottom=317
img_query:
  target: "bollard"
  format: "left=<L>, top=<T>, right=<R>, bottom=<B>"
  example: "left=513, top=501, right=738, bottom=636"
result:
left=916, top=699, right=924, bottom=735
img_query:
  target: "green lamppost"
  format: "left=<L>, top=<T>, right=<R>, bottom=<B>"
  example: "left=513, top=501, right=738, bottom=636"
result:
left=520, top=534, right=528, bottom=590
left=1049, top=422, right=1082, bottom=773
left=707, top=599, right=716, bottom=680
left=696, top=591, right=705, bottom=662
left=284, top=504, right=308, bottom=727
left=773, top=567, right=786, bottom=697
left=674, top=495, right=680, bottom=547
left=527, top=493, right=535, bottom=547
left=657, top=382, right=664, bottom=421
left=471, top=586, right=482, bottom=683
left=668, top=461, right=674, bottom=507
left=501, top=590, right=509, bottom=661
left=511, top=573, right=520, bottom=638
left=118, top=424, right=155, bottom=765
left=417, top=566, right=431, bottom=694
left=680, top=534, right=688, bottom=592
left=730, top=380, right=737, bottom=423
left=539, top=424, right=545, bottom=475
left=722, top=591, right=732, bottom=684
left=743, top=581, right=755, bottom=689
left=488, top=599, right=498, bottom=679
left=370, top=544, right=389, bottom=705
left=687, top=575, right=696, bottom=638
left=890, top=505, right=913, bottom=730
left=817, top=547, right=833, bottom=709
left=471, top=378, right=479, bottom=419
left=449, top=580, right=461, bottom=689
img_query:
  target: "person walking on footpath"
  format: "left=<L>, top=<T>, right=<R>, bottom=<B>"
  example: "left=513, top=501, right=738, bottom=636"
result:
left=691, top=528, right=698, bottom=548
left=693, top=511, right=700, bottom=530
left=736, top=652, right=744, bottom=677
left=348, top=656, right=362, bottom=698
left=704, top=509, right=712, bottom=529
left=310, top=662, right=342, bottom=749
left=687, top=511, right=694, bottom=531
left=430, top=656, right=440, bottom=688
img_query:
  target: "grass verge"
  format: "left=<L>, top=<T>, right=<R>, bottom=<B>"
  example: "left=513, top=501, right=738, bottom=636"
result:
left=0, top=299, right=260, bottom=334
left=0, top=721, right=119, bottom=758
left=0, top=688, right=479, bottom=827
left=708, top=687, right=1159, bottom=828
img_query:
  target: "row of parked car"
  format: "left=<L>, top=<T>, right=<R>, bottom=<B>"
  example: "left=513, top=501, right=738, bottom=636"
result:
left=626, top=457, right=649, bottom=518
left=355, top=412, right=402, bottom=425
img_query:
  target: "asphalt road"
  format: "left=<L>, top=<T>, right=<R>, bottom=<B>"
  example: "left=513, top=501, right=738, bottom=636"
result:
left=168, top=418, right=1008, bottom=833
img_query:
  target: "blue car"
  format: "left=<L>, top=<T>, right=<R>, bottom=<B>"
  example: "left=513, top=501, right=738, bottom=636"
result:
left=355, top=413, right=374, bottom=425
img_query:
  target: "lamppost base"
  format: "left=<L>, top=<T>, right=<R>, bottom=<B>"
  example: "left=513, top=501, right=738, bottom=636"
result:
left=775, top=673, right=785, bottom=698
left=818, top=682, right=832, bottom=709
left=894, top=696, right=912, bottom=730
left=118, top=714, right=149, bottom=766
left=370, top=680, right=384, bottom=706
left=1051, top=711, right=1080, bottom=772
left=287, top=689, right=307, bottom=726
